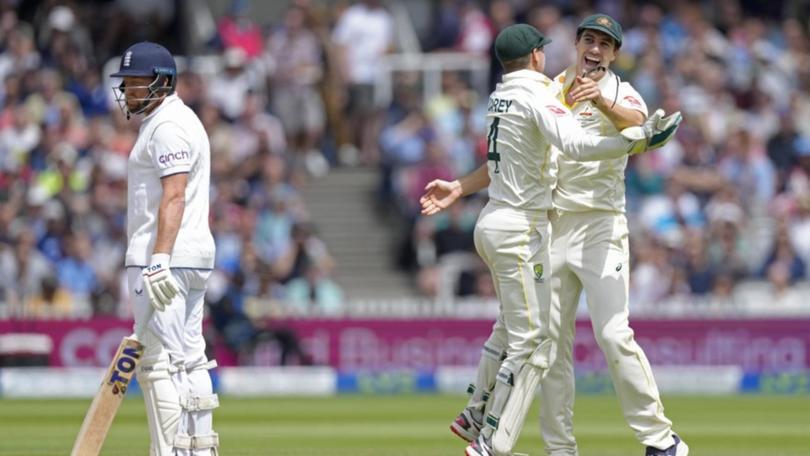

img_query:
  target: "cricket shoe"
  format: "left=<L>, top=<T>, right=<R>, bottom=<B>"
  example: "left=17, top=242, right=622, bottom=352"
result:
left=451, top=408, right=483, bottom=442
left=645, top=434, right=689, bottom=456
left=465, top=435, right=528, bottom=456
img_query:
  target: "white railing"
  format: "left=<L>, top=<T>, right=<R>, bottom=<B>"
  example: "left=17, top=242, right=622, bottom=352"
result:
left=374, top=52, right=491, bottom=108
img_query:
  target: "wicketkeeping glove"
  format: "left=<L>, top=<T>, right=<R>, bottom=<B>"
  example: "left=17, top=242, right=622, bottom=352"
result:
left=621, top=108, right=683, bottom=155
left=142, top=253, right=178, bottom=311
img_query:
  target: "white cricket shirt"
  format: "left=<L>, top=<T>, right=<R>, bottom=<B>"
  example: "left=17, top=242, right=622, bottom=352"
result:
left=126, top=94, right=215, bottom=269
left=484, top=69, right=633, bottom=211
left=550, top=66, right=648, bottom=213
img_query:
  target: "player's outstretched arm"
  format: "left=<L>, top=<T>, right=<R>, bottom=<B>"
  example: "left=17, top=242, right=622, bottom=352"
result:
left=420, top=164, right=490, bottom=216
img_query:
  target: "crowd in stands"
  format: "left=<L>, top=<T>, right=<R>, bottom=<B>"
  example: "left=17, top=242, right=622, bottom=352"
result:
left=1, top=0, right=809, bottom=322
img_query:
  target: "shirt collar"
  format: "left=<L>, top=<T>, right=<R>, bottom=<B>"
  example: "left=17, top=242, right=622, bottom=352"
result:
left=143, top=93, right=180, bottom=121
left=502, top=69, right=552, bottom=85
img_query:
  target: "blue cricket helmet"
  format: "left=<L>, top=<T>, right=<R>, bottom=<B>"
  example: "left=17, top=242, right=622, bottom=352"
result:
left=111, top=42, right=177, bottom=118
left=111, top=41, right=177, bottom=80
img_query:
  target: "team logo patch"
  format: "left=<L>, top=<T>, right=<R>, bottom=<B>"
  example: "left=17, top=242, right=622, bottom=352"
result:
left=623, top=95, right=641, bottom=107
left=533, top=263, right=545, bottom=282
left=123, top=51, right=132, bottom=67
left=546, top=105, right=566, bottom=116
left=597, top=17, right=612, bottom=27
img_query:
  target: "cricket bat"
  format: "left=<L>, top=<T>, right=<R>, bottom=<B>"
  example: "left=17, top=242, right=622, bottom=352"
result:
left=70, top=335, right=145, bottom=455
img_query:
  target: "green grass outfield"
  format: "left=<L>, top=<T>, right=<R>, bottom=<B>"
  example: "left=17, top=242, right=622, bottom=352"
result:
left=1, top=394, right=808, bottom=455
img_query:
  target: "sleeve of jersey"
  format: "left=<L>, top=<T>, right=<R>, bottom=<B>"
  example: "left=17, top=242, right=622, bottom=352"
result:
left=531, top=94, right=631, bottom=162
left=617, top=83, right=649, bottom=116
left=149, top=122, right=193, bottom=177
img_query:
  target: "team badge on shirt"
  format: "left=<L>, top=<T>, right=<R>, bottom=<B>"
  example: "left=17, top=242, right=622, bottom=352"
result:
left=533, top=264, right=545, bottom=283
left=623, top=95, right=642, bottom=107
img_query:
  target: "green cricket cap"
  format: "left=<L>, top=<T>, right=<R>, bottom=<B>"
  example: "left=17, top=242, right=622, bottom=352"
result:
left=577, top=14, right=623, bottom=48
left=494, top=24, right=552, bottom=63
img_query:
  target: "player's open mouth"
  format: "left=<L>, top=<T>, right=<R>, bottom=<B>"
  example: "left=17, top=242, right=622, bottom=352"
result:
left=583, top=56, right=601, bottom=70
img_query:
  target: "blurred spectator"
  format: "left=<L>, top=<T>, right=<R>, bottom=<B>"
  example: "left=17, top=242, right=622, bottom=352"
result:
left=25, top=275, right=73, bottom=319
left=216, top=0, right=264, bottom=59
left=207, top=46, right=263, bottom=121
left=332, top=0, right=393, bottom=164
left=631, top=237, right=678, bottom=309
left=208, top=269, right=312, bottom=365
left=0, top=23, right=40, bottom=82
left=231, top=92, right=286, bottom=165
left=56, top=232, right=97, bottom=298
left=684, top=233, right=716, bottom=295
left=788, top=196, right=810, bottom=270
left=66, top=65, right=110, bottom=118
left=454, top=1, right=493, bottom=56
left=378, top=101, right=435, bottom=207
left=759, top=219, right=806, bottom=282
left=423, top=0, right=462, bottom=51
left=716, top=129, right=775, bottom=208
left=285, top=261, right=344, bottom=315
left=266, top=6, right=327, bottom=172
left=527, top=4, right=575, bottom=78
left=0, top=103, right=40, bottom=172
left=37, top=5, right=93, bottom=69
left=0, top=231, right=52, bottom=315
left=273, top=222, right=336, bottom=284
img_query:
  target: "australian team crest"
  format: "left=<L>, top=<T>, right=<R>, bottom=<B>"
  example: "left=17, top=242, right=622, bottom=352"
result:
left=533, top=264, right=544, bottom=283
left=597, top=16, right=612, bottom=27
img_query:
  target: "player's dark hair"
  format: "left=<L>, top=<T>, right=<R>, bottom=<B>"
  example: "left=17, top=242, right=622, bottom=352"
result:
left=502, top=55, right=531, bottom=72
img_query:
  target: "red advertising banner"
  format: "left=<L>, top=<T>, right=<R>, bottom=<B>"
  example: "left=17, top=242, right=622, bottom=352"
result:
left=1, top=318, right=807, bottom=372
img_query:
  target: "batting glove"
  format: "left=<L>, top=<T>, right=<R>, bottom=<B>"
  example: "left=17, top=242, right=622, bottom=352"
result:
left=142, top=253, right=178, bottom=311
left=621, top=109, right=683, bottom=155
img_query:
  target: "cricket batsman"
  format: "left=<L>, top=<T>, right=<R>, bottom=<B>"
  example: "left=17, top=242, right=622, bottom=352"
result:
left=112, top=41, right=219, bottom=455
left=539, top=14, right=688, bottom=456
left=419, top=24, right=681, bottom=456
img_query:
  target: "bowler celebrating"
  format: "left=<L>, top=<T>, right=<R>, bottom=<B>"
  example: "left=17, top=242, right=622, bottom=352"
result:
left=541, top=14, right=688, bottom=456
left=112, top=41, right=219, bottom=455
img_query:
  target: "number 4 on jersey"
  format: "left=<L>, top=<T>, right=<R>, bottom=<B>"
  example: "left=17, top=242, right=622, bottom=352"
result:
left=487, top=117, right=501, bottom=174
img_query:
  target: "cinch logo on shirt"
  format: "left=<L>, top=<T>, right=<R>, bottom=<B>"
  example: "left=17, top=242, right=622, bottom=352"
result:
left=546, top=105, right=566, bottom=116
left=158, top=150, right=190, bottom=165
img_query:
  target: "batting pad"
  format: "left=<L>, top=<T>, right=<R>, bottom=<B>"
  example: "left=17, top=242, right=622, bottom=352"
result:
left=140, top=368, right=182, bottom=456
left=491, top=363, right=543, bottom=455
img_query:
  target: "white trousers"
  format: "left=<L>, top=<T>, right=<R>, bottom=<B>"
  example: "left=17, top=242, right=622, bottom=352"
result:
left=539, top=211, right=674, bottom=455
left=474, top=202, right=553, bottom=379
left=128, top=267, right=217, bottom=455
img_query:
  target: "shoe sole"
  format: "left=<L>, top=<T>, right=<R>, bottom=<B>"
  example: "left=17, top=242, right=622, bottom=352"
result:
left=450, top=422, right=477, bottom=442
